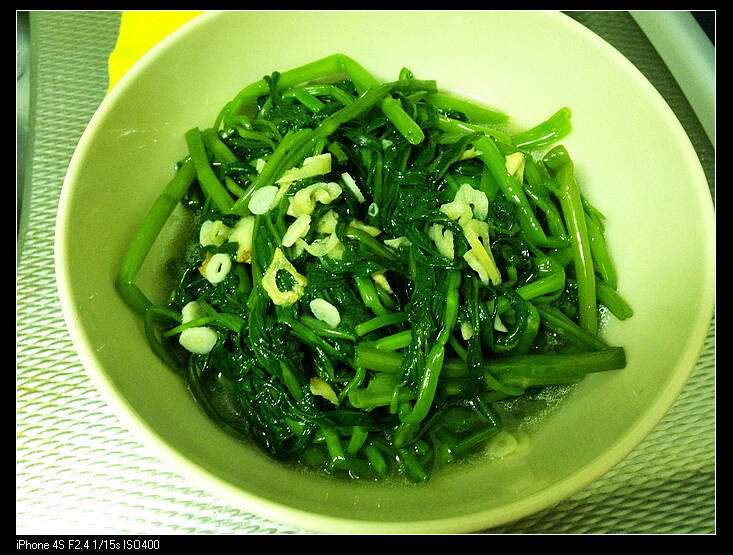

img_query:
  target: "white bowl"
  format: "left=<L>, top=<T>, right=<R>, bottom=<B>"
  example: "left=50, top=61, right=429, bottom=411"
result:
left=56, top=10, right=714, bottom=533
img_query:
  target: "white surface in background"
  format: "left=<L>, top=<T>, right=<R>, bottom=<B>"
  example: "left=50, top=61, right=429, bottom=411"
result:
left=631, top=11, right=715, bottom=147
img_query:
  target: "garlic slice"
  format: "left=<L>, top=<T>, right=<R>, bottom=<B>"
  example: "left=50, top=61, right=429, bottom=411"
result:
left=203, top=253, right=232, bottom=284
left=248, top=185, right=279, bottom=215
left=288, top=182, right=342, bottom=217
left=181, top=300, right=205, bottom=324
left=454, top=182, right=489, bottom=221
left=228, top=215, right=256, bottom=263
left=261, top=248, right=307, bottom=306
left=281, top=214, right=311, bottom=248
left=440, top=201, right=473, bottom=227
left=199, top=219, right=230, bottom=247
left=309, top=377, right=339, bottom=406
left=505, top=152, right=526, bottom=183
left=276, top=152, right=332, bottom=185
left=462, top=219, right=501, bottom=286
left=341, top=172, right=366, bottom=203
left=179, top=327, right=218, bottom=354
left=428, top=223, right=455, bottom=259
left=310, top=298, right=341, bottom=328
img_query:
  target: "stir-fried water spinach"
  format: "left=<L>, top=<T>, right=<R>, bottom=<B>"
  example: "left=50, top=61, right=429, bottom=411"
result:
left=116, top=54, right=632, bottom=482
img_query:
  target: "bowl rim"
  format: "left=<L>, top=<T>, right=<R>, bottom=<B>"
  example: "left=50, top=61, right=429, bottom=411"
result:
left=54, top=10, right=715, bottom=533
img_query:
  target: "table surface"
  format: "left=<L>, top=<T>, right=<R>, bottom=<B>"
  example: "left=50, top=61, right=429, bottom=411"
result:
left=16, top=11, right=715, bottom=535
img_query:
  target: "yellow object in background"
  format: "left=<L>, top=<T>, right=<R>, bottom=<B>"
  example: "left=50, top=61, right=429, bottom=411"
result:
left=107, top=11, right=204, bottom=94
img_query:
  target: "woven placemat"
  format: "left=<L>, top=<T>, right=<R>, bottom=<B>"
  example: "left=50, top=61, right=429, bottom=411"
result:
left=16, top=11, right=715, bottom=535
